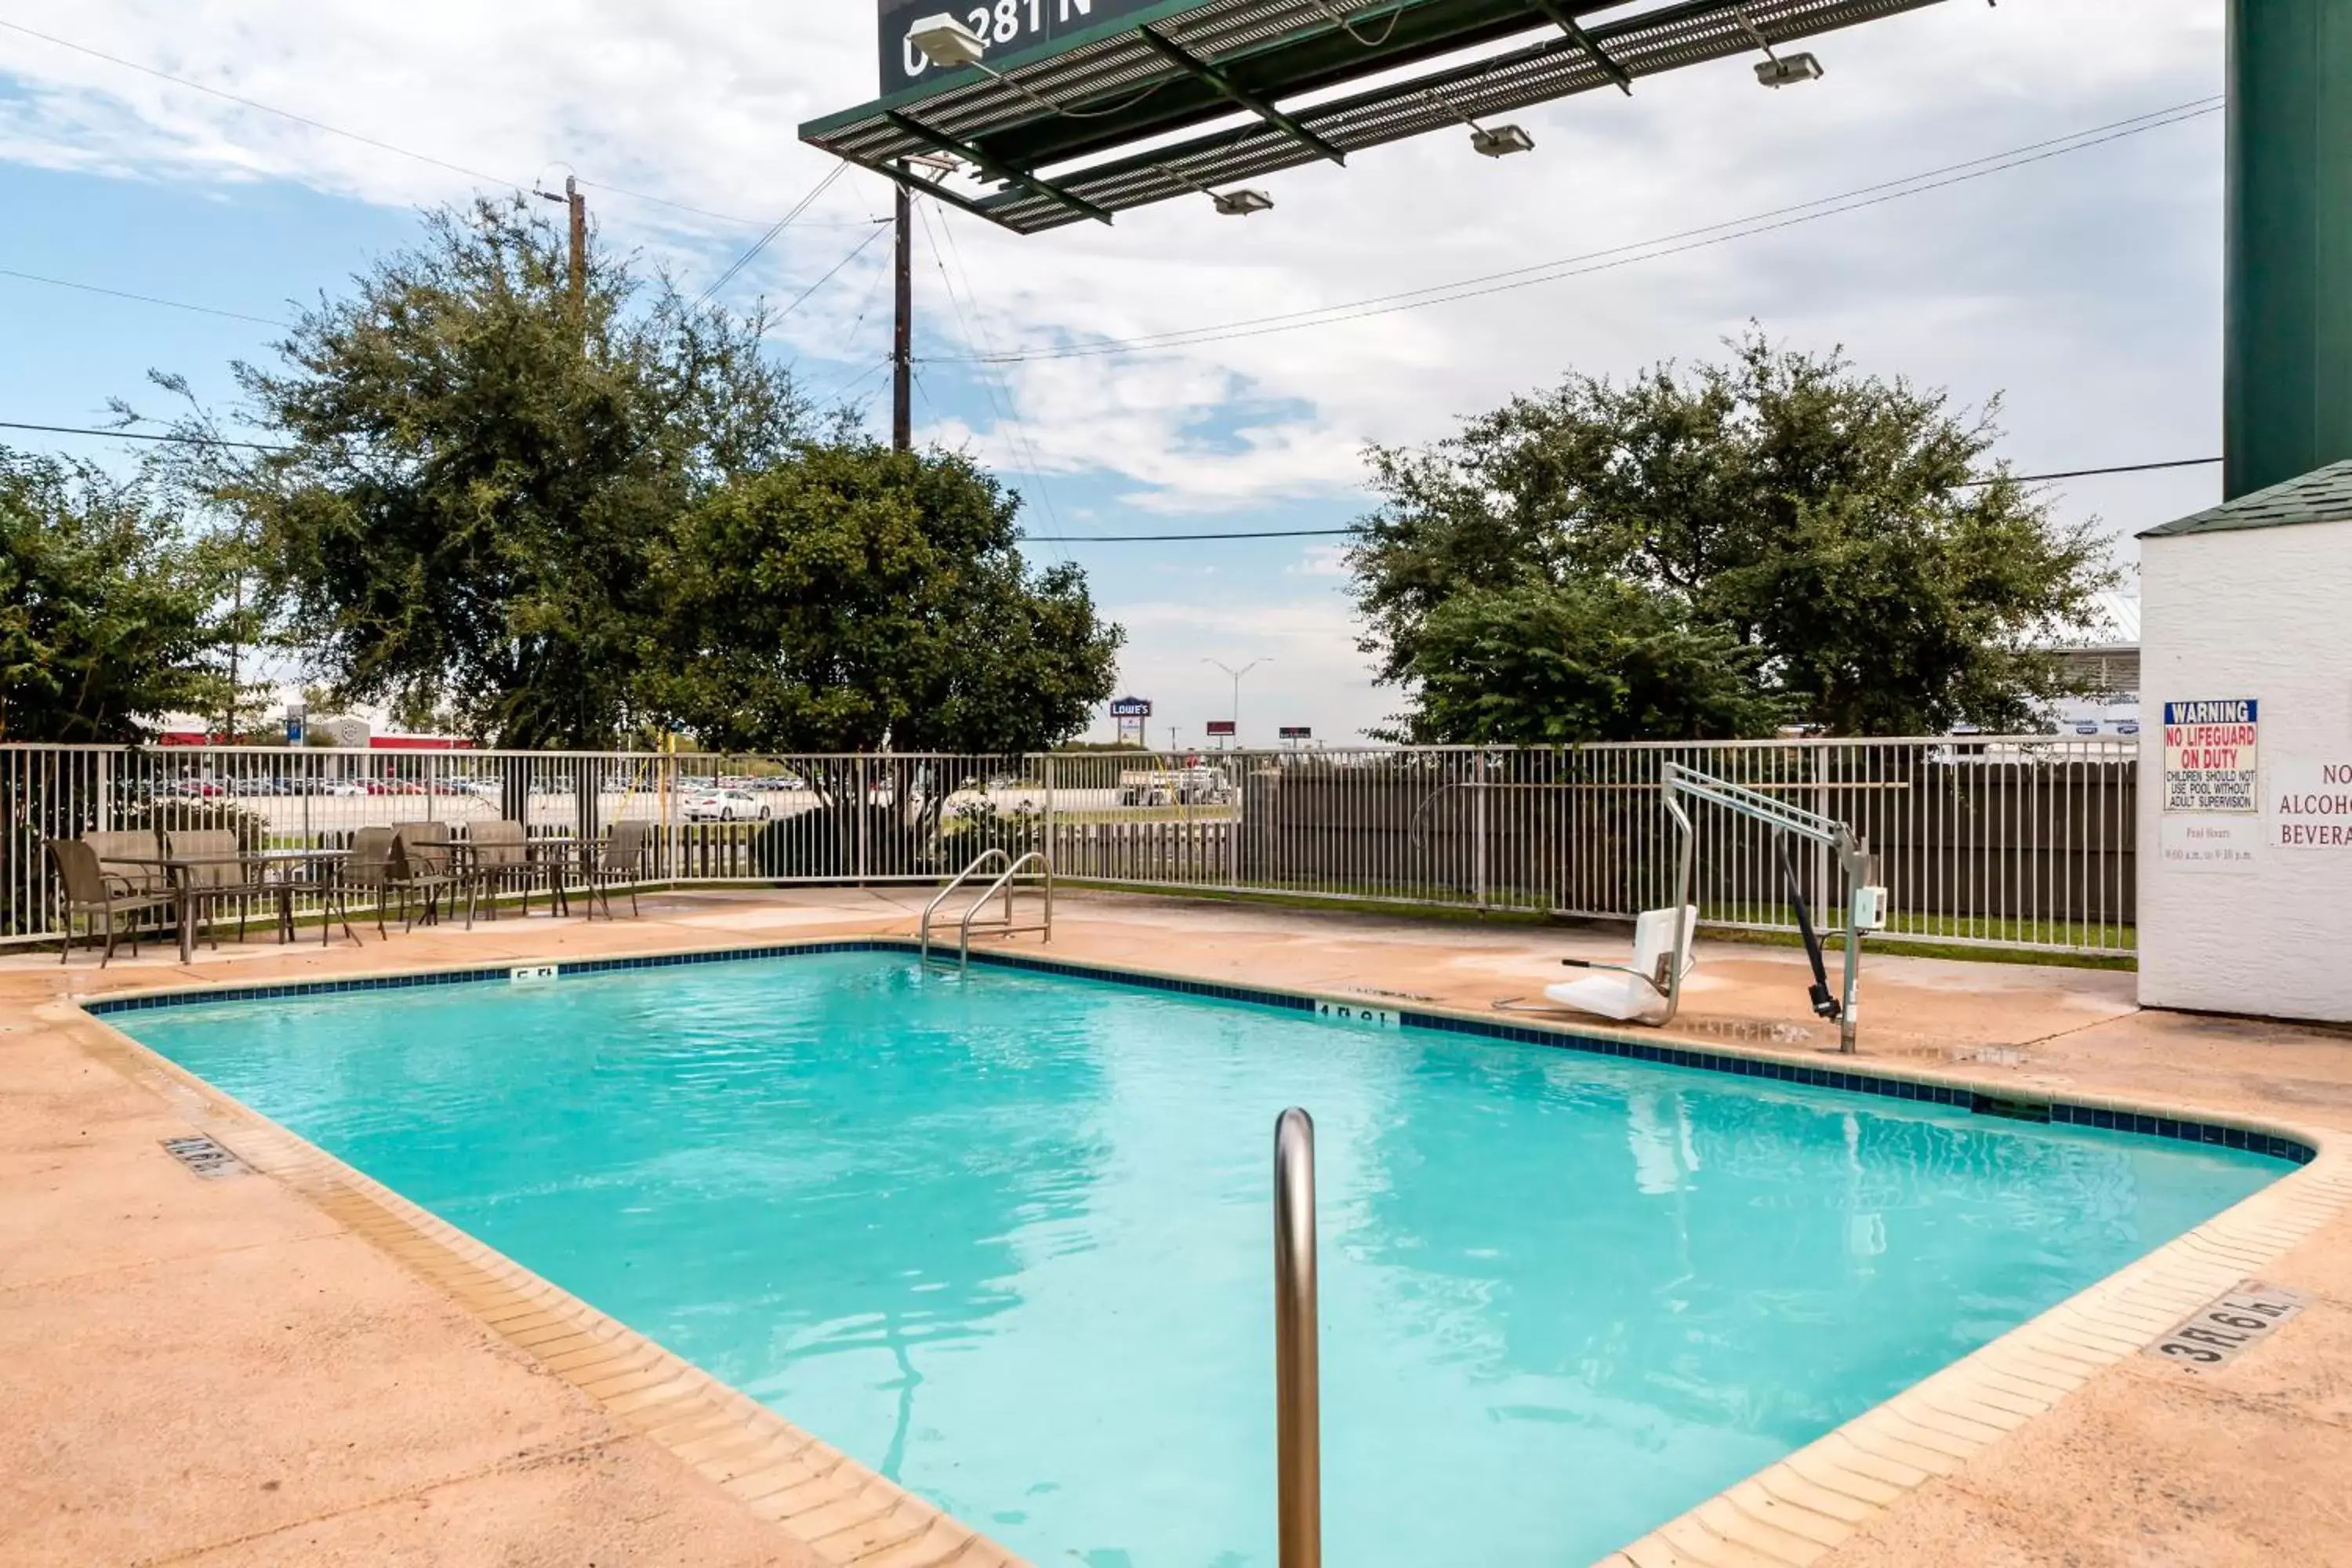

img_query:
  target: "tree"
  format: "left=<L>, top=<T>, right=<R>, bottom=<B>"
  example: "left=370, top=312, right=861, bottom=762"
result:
left=180, top=196, right=808, bottom=748
left=1349, top=331, right=2116, bottom=739
left=1397, top=577, right=1783, bottom=744
left=643, top=441, right=1120, bottom=754
left=0, top=447, right=233, bottom=742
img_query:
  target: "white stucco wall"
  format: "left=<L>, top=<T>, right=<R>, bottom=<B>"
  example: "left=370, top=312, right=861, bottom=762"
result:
left=2139, top=518, right=2352, bottom=1019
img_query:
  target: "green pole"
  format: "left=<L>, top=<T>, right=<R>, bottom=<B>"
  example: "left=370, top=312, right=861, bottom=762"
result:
left=2227, top=0, right=2352, bottom=499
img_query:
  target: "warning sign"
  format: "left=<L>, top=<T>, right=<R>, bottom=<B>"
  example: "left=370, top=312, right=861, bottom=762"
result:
left=2273, top=759, right=2352, bottom=851
left=2162, top=699, right=2259, bottom=815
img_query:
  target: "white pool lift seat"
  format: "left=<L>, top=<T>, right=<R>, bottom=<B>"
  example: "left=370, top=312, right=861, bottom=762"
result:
left=1543, top=906, right=1697, bottom=1025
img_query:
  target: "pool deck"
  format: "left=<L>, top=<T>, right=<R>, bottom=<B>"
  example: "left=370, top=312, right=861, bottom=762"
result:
left=4, top=887, right=2350, bottom=1567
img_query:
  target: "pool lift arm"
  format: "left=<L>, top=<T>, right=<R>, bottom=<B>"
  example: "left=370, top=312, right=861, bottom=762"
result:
left=1659, top=763, right=1888, bottom=1054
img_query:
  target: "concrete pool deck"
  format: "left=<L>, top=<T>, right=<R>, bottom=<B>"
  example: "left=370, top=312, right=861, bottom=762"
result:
left=2, top=887, right=2347, bottom=1566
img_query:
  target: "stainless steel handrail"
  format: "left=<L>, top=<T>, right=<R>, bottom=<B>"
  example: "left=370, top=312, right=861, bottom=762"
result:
left=1273, top=1107, right=1321, bottom=1568
left=956, top=850, right=1052, bottom=971
left=920, top=848, right=1009, bottom=964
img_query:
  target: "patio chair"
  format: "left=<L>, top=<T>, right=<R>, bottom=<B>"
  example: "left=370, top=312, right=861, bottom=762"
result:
left=49, top=839, right=177, bottom=967
left=586, top=819, right=653, bottom=919
left=328, top=828, right=398, bottom=939
left=85, top=829, right=167, bottom=896
left=162, top=828, right=274, bottom=949
left=466, top=819, right=544, bottom=919
left=1544, top=906, right=1698, bottom=1025
left=390, top=822, right=471, bottom=931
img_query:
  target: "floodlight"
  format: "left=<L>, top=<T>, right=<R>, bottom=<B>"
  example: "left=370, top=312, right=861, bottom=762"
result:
left=1212, top=188, right=1275, bottom=216
left=1754, top=50, right=1824, bottom=87
left=906, top=13, right=987, bottom=71
left=1470, top=124, right=1535, bottom=158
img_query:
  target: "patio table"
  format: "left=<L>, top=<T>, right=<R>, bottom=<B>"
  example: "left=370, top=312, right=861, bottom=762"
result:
left=100, top=848, right=353, bottom=964
left=450, top=835, right=583, bottom=917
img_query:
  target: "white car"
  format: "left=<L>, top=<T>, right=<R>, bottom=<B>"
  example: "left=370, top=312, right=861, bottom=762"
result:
left=684, top=789, right=771, bottom=823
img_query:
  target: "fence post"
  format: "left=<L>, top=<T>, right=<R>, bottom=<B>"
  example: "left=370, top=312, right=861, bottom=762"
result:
left=855, top=756, right=870, bottom=884
left=1474, top=776, right=1490, bottom=911
left=1044, top=751, right=1058, bottom=869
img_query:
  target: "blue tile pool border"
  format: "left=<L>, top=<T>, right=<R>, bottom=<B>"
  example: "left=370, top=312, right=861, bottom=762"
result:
left=85, top=939, right=2317, bottom=1167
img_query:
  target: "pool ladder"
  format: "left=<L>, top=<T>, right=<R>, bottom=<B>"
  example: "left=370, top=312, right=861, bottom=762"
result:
left=919, top=848, right=1053, bottom=971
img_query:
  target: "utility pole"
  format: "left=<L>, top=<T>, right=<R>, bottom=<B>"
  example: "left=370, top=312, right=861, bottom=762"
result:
left=892, top=168, right=913, bottom=452
left=541, top=176, right=588, bottom=322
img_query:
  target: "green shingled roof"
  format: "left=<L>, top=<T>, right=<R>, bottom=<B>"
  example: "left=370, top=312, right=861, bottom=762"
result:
left=2140, top=459, right=2352, bottom=537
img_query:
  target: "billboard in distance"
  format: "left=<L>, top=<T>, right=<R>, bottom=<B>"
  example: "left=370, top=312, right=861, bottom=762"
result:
left=877, top=0, right=1178, bottom=95
left=1204, top=720, right=1237, bottom=737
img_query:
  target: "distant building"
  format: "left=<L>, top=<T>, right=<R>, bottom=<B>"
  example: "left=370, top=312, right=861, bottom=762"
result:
left=2039, top=591, right=2140, bottom=739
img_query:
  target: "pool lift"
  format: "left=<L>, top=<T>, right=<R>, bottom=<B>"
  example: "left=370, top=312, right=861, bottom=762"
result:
left=1541, top=764, right=1888, bottom=1054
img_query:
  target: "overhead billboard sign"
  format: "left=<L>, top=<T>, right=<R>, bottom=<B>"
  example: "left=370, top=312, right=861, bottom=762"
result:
left=878, top=0, right=1181, bottom=95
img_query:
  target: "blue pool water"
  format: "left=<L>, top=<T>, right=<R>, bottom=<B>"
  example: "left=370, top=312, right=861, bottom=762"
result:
left=119, top=953, right=2285, bottom=1565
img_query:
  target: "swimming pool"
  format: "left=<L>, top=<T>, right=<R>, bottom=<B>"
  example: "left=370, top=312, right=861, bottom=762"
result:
left=114, top=949, right=2292, bottom=1566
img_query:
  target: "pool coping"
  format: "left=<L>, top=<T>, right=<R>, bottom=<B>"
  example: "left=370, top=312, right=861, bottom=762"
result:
left=63, top=936, right=2352, bottom=1568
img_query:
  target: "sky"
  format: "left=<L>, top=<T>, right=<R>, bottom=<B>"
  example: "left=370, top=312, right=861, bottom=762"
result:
left=0, top=0, right=2230, bottom=745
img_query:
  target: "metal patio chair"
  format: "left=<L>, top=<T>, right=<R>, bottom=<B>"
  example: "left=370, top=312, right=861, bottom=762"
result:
left=389, top=822, right=471, bottom=931
left=586, top=819, right=652, bottom=919
left=328, top=827, right=398, bottom=939
left=162, top=828, right=275, bottom=949
left=466, top=819, right=546, bottom=918
left=49, top=838, right=178, bottom=967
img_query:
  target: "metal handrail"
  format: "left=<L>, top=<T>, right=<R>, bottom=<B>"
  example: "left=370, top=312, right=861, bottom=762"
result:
left=956, top=850, right=1052, bottom=971
left=1273, top=1108, right=1321, bottom=1568
left=920, top=848, right=1010, bottom=964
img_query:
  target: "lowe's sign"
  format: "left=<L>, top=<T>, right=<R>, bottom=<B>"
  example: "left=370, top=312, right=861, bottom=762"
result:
left=880, top=0, right=1181, bottom=94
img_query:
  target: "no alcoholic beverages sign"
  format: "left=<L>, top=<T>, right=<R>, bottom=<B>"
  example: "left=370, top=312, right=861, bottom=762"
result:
left=2273, top=758, right=2352, bottom=851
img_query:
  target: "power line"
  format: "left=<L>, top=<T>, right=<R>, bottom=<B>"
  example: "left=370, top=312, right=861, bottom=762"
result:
left=927, top=97, right=2225, bottom=366
left=773, top=221, right=892, bottom=324
left=0, top=265, right=292, bottom=328
left=695, top=165, right=848, bottom=307
left=0, top=419, right=292, bottom=451
left=1035, top=457, right=2226, bottom=543
left=920, top=198, right=1076, bottom=554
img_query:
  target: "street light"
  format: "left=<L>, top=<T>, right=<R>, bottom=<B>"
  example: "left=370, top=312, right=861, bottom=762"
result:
left=1203, top=658, right=1272, bottom=744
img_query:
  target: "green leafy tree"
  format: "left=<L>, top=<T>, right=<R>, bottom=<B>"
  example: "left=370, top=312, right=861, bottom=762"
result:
left=177, top=196, right=808, bottom=748
left=643, top=441, right=1120, bottom=753
left=1398, top=577, right=1783, bottom=743
left=1350, top=330, right=2115, bottom=738
left=0, top=448, right=233, bottom=742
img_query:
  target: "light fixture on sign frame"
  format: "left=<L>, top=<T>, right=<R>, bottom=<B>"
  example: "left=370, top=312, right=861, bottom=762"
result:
left=1471, top=123, right=1536, bottom=157
left=906, top=13, right=988, bottom=71
left=1212, top=187, right=1276, bottom=216
left=1737, top=8, right=1824, bottom=88
left=1423, top=89, right=1534, bottom=158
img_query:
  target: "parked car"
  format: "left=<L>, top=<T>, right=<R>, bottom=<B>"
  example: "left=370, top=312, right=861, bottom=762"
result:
left=684, top=789, right=771, bottom=823
left=323, top=780, right=368, bottom=797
